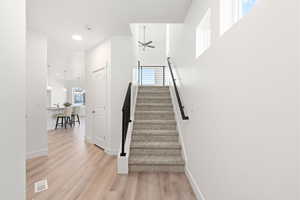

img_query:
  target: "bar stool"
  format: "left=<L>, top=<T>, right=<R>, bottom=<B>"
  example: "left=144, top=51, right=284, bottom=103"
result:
left=63, top=107, right=73, bottom=128
left=55, top=113, right=64, bottom=129
left=55, top=107, right=73, bottom=129
left=71, top=106, right=81, bottom=126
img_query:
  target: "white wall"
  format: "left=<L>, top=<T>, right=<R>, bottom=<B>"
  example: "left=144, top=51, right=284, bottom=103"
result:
left=110, top=36, right=134, bottom=151
left=67, top=52, right=85, bottom=81
left=0, top=0, right=26, bottom=199
left=131, top=24, right=167, bottom=66
left=47, top=42, right=85, bottom=107
left=47, top=41, right=68, bottom=106
left=26, top=30, right=48, bottom=159
left=169, top=0, right=300, bottom=199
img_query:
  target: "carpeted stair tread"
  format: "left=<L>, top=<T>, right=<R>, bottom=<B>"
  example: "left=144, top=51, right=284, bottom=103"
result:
left=129, top=155, right=184, bottom=165
left=133, top=130, right=178, bottom=135
left=135, top=110, right=174, bottom=114
left=139, top=86, right=169, bottom=89
left=135, top=104, right=173, bottom=112
left=138, top=96, right=171, bottom=100
left=132, top=134, right=178, bottom=142
left=134, top=120, right=176, bottom=124
left=134, top=111, right=175, bottom=120
left=129, top=165, right=184, bottom=172
left=136, top=103, right=172, bottom=106
left=138, top=90, right=170, bottom=94
left=133, top=120, right=177, bottom=131
left=131, top=141, right=181, bottom=149
left=130, top=148, right=182, bottom=156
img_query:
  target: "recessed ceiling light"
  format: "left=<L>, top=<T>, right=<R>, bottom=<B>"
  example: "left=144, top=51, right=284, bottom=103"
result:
left=72, top=35, right=82, bottom=41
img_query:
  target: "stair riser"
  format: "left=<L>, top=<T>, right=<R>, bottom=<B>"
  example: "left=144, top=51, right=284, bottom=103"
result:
left=139, top=86, right=168, bottom=90
left=137, top=98, right=172, bottom=104
left=134, top=123, right=176, bottom=130
left=138, top=88, right=170, bottom=94
left=130, top=149, right=181, bottom=156
left=135, top=113, right=175, bottom=120
left=132, top=135, right=178, bottom=142
left=139, top=86, right=169, bottom=89
left=136, top=105, right=173, bottom=111
left=138, top=92, right=170, bottom=97
left=129, top=165, right=184, bottom=173
left=133, top=131, right=178, bottom=136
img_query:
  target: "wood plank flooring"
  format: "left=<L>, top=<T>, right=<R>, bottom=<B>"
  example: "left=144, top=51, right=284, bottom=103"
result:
left=26, top=120, right=196, bottom=200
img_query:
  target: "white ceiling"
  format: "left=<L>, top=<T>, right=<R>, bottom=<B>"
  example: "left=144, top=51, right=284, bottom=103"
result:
left=27, top=0, right=191, bottom=51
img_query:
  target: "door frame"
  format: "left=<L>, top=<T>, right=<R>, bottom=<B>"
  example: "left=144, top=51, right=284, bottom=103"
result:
left=87, top=65, right=109, bottom=150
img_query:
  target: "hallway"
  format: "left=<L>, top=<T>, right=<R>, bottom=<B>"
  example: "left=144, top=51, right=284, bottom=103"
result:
left=26, top=121, right=196, bottom=200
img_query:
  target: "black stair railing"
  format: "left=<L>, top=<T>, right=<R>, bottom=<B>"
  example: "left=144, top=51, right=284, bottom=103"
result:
left=120, top=82, right=132, bottom=156
left=167, top=57, right=189, bottom=120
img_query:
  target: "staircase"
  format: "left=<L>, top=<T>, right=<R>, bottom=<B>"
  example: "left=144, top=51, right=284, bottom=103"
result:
left=129, top=86, right=185, bottom=172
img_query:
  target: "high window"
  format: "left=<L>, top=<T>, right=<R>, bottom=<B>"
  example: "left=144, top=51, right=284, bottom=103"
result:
left=220, top=0, right=257, bottom=35
left=196, top=9, right=212, bottom=58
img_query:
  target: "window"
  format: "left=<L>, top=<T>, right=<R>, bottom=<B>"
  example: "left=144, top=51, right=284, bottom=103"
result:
left=220, top=0, right=257, bottom=35
left=241, top=0, right=257, bottom=15
left=72, top=88, right=85, bottom=105
left=196, top=9, right=212, bottom=58
left=142, top=68, right=156, bottom=85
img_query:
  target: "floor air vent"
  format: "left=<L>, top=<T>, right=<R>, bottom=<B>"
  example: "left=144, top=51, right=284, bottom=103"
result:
left=34, top=179, right=48, bottom=193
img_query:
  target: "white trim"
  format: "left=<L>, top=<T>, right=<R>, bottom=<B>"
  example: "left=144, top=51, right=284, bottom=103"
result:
left=105, top=148, right=118, bottom=155
left=185, top=166, right=206, bottom=200
left=117, top=84, right=139, bottom=174
left=85, top=136, right=94, bottom=144
left=168, top=83, right=188, bottom=163
left=26, top=148, right=48, bottom=160
left=117, top=122, right=133, bottom=174
left=118, top=154, right=129, bottom=174
left=131, top=83, right=139, bottom=121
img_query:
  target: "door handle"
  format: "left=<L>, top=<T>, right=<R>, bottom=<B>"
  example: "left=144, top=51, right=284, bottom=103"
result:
left=92, top=110, right=96, bottom=114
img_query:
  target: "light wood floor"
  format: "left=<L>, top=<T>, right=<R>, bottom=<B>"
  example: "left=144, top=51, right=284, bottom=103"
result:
left=26, top=121, right=196, bottom=200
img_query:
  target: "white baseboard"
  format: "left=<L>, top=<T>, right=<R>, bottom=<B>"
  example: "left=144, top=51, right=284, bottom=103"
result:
left=85, top=136, right=94, bottom=144
left=26, top=148, right=48, bottom=160
left=185, top=166, right=206, bottom=200
left=85, top=136, right=118, bottom=155
left=117, top=154, right=128, bottom=174
left=105, top=148, right=118, bottom=155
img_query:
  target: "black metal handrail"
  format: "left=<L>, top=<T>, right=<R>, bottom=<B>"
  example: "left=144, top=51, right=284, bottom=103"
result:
left=167, top=57, right=189, bottom=120
left=120, top=82, right=132, bottom=156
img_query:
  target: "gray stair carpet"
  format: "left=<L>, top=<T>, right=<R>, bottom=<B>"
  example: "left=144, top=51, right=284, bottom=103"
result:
left=129, top=86, right=185, bottom=173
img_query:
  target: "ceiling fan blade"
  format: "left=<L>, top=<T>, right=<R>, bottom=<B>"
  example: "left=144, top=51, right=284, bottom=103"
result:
left=147, top=45, right=155, bottom=48
left=138, top=41, right=145, bottom=45
left=144, top=41, right=153, bottom=45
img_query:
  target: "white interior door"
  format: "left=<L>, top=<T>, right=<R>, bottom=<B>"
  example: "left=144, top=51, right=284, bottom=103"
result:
left=91, top=67, right=107, bottom=149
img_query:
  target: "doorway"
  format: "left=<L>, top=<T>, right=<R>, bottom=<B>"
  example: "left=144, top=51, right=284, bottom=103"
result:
left=87, top=66, right=108, bottom=149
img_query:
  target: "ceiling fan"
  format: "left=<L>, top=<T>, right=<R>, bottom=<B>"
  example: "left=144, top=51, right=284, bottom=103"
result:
left=138, top=25, right=155, bottom=51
